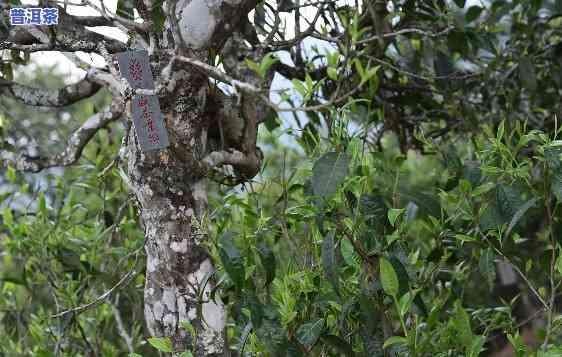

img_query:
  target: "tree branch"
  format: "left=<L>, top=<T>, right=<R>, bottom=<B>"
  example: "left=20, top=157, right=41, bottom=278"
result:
left=1, top=101, right=124, bottom=173
left=0, top=76, right=101, bottom=107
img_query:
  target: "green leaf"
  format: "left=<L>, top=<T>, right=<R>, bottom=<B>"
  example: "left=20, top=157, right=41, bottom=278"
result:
left=398, top=291, right=415, bottom=317
left=479, top=248, right=496, bottom=289
left=340, top=236, right=359, bottom=267
left=255, top=318, right=288, bottom=354
left=179, top=320, right=196, bottom=338
left=549, top=171, right=562, bottom=201
left=6, top=165, right=16, bottom=184
left=455, top=234, right=477, bottom=242
left=128, top=354, right=142, bottom=357
left=556, top=252, right=562, bottom=276
left=465, top=6, right=484, bottom=23
left=496, top=120, right=505, bottom=141
left=322, top=231, right=339, bottom=294
left=504, top=197, right=537, bottom=238
left=147, top=337, right=173, bottom=352
left=383, top=336, right=408, bottom=349
left=327, top=67, right=338, bottom=80
left=218, top=232, right=245, bottom=287
left=259, top=53, right=279, bottom=77
left=388, top=257, right=409, bottom=297
left=519, top=56, right=537, bottom=92
left=179, top=352, right=194, bottom=357
left=380, top=257, right=399, bottom=297
left=545, top=145, right=562, bottom=201
left=257, top=243, right=276, bottom=286
left=312, top=152, right=349, bottom=197
left=359, top=66, right=380, bottom=86
left=3, top=207, right=13, bottom=227
left=245, top=59, right=261, bottom=76
left=292, top=79, right=307, bottom=97
left=496, top=184, right=522, bottom=221
left=469, top=335, right=486, bottom=357
left=453, top=0, right=466, bottom=8
left=2, top=62, right=13, bottom=81
left=38, top=192, right=47, bottom=216
left=296, top=319, right=324, bottom=349
left=453, top=301, right=473, bottom=350
left=116, top=0, right=135, bottom=20
left=152, top=4, right=166, bottom=33
left=387, top=208, right=405, bottom=227
left=321, top=334, right=355, bottom=356
left=545, top=145, right=562, bottom=170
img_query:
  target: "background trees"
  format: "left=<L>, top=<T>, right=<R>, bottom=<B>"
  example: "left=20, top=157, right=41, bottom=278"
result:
left=1, top=0, right=562, bottom=356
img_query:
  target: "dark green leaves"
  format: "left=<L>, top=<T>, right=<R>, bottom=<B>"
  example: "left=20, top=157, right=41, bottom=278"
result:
left=545, top=145, right=562, bottom=201
left=322, top=231, right=339, bottom=294
left=519, top=56, right=537, bottom=92
left=152, top=5, right=166, bottom=33
left=116, top=0, right=135, bottom=20
left=312, top=152, right=349, bottom=197
left=257, top=242, right=276, bottom=286
left=218, top=232, right=245, bottom=288
left=505, top=198, right=538, bottom=238
left=465, top=6, right=484, bottom=23
left=479, top=248, right=496, bottom=289
left=454, top=0, right=466, bottom=8
left=452, top=302, right=473, bottom=351
left=322, top=334, right=355, bottom=356
left=296, top=319, right=324, bottom=350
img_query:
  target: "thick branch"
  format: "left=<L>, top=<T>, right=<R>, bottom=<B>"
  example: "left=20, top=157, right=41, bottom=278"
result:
left=1, top=101, right=124, bottom=173
left=0, top=77, right=101, bottom=107
left=202, top=149, right=262, bottom=179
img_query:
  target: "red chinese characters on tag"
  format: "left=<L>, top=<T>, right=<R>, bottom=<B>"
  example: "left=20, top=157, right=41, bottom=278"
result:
left=138, top=98, right=160, bottom=145
left=131, top=95, right=169, bottom=151
left=129, top=59, right=143, bottom=83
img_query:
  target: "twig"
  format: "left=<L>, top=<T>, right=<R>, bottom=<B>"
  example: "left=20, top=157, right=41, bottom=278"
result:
left=51, top=268, right=138, bottom=318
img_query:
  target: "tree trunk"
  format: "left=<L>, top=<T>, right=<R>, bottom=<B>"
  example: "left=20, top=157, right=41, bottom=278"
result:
left=126, top=63, right=225, bottom=355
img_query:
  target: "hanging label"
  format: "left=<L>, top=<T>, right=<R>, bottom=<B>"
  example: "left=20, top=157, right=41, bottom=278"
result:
left=131, top=95, right=170, bottom=151
left=115, top=50, right=169, bottom=151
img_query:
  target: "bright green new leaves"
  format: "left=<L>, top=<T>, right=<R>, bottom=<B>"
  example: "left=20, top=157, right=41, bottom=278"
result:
left=383, top=335, right=408, bottom=349
left=387, top=208, right=405, bottom=227
left=312, top=152, right=350, bottom=198
left=147, top=337, right=173, bottom=352
left=452, top=301, right=473, bottom=351
left=245, top=53, right=279, bottom=78
left=379, top=257, right=399, bottom=297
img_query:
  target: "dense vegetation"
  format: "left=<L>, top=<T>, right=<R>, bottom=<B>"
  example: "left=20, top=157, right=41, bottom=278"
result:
left=2, top=0, right=562, bottom=356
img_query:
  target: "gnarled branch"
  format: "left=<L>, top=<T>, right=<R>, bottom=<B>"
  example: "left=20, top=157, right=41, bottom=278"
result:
left=0, top=76, right=101, bottom=107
